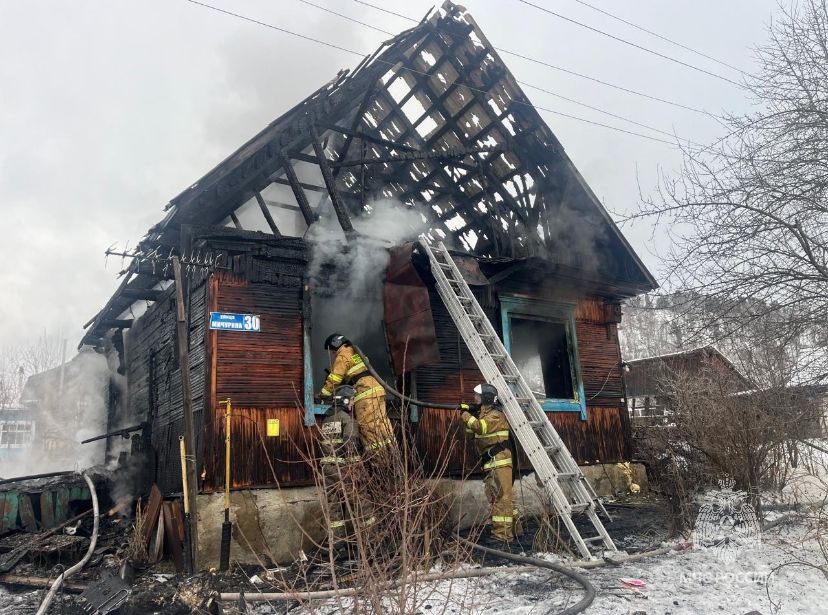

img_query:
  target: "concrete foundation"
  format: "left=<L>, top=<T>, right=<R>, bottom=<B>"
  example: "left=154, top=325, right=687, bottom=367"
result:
left=195, top=462, right=647, bottom=568
left=196, top=487, right=325, bottom=569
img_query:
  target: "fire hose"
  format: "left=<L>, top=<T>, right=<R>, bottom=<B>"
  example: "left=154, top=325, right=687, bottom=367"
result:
left=460, top=538, right=595, bottom=614
left=350, top=344, right=460, bottom=410
left=346, top=346, right=597, bottom=614
left=35, top=472, right=100, bottom=615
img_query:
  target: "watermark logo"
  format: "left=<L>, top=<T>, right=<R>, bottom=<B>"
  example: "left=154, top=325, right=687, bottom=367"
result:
left=692, top=475, right=761, bottom=563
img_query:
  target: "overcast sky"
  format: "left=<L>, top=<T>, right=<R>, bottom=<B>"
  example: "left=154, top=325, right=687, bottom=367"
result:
left=0, top=0, right=778, bottom=349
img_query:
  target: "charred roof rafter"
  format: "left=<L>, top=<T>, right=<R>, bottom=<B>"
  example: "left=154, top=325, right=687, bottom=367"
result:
left=82, top=1, right=659, bottom=347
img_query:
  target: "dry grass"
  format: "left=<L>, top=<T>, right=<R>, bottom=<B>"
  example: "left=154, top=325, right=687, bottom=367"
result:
left=124, top=499, right=149, bottom=563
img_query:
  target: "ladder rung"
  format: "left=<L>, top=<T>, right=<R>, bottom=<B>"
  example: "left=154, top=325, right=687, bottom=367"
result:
left=422, top=238, right=618, bottom=559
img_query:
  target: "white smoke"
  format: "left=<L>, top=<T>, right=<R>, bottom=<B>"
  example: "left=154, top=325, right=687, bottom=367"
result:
left=0, top=350, right=111, bottom=477
left=307, top=199, right=427, bottom=384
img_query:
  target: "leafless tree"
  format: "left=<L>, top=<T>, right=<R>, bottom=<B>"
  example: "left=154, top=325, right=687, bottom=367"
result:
left=626, top=0, right=828, bottom=385
left=0, top=332, right=65, bottom=408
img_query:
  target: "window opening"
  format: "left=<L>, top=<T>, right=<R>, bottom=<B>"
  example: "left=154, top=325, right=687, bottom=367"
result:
left=509, top=316, right=574, bottom=400
left=500, top=294, right=586, bottom=419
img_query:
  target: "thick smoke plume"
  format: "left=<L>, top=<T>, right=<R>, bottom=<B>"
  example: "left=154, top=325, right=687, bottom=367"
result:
left=307, top=199, right=427, bottom=385
left=0, top=350, right=112, bottom=477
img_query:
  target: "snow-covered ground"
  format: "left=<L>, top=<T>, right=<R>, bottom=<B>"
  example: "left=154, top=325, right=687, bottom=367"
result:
left=359, top=517, right=827, bottom=614
left=277, top=502, right=827, bottom=615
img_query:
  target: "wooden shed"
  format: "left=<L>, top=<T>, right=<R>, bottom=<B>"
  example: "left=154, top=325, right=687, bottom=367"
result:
left=80, top=1, right=657, bottom=497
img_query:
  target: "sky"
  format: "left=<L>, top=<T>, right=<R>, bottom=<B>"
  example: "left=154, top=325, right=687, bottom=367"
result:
left=0, top=0, right=778, bottom=349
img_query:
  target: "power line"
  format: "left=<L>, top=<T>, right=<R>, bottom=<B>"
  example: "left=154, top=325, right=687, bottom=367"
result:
left=296, top=0, right=390, bottom=35
left=182, top=0, right=681, bottom=147
left=184, top=0, right=363, bottom=56
left=353, top=0, right=716, bottom=117
left=353, top=0, right=414, bottom=22
left=298, top=0, right=698, bottom=142
left=569, top=0, right=748, bottom=75
left=515, top=0, right=742, bottom=86
left=517, top=80, right=697, bottom=144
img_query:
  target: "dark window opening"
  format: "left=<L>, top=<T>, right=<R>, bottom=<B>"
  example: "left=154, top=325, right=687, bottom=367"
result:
left=509, top=316, right=574, bottom=399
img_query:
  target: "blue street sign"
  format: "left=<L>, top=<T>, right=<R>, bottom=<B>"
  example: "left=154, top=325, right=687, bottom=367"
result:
left=209, top=312, right=261, bottom=332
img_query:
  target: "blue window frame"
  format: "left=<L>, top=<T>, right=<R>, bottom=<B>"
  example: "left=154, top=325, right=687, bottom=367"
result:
left=499, top=294, right=587, bottom=420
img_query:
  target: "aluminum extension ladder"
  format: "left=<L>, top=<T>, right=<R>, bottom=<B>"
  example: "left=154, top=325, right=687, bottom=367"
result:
left=420, top=238, right=616, bottom=559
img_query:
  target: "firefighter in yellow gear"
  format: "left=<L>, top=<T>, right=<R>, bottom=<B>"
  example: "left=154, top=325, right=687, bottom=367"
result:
left=319, top=334, right=395, bottom=455
left=460, top=383, right=514, bottom=542
left=318, top=385, right=361, bottom=553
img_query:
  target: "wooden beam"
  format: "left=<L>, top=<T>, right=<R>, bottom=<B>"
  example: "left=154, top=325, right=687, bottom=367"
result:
left=330, top=146, right=502, bottom=168
left=279, top=152, right=316, bottom=226
left=311, top=135, right=354, bottom=234
left=271, top=176, right=326, bottom=194
left=289, top=152, right=318, bottom=165
left=254, top=191, right=282, bottom=236
left=98, top=319, right=134, bottom=329
left=122, top=288, right=165, bottom=301
left=322, top=123, right=419, bottom=153
left=229, top=211, right=243, bottom=229
left=330, top=82, right=381, bottom=180
left=171, top=257, right=199, bottom=570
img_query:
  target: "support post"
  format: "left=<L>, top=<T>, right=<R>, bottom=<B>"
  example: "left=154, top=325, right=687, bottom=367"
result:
left=219, top=399, right=232, bottom=571
left=311, top=132, right=354, bottom=234
left=172, top=256, right=199, bottom=570
left=280, top=152, right=316, bottom=226
left=254, top=191, right=282, bottom=237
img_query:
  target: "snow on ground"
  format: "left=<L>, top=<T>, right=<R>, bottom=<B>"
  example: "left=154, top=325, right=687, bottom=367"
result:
left=285, top=511, right=827, bottom=615
left=414, top=524, right=825, bottom=614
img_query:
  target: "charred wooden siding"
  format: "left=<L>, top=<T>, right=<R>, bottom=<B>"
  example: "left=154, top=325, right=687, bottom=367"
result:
left=413, top=288, right=492, bottom=474
left=124, top=281, right=208, bottom=494
left=202, top=273, right=313, bottom=491
left=414, top=289, right=630, bottom=471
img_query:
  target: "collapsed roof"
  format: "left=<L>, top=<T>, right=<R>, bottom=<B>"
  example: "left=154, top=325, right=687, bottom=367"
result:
left=82, top=0, right=656, bottom=347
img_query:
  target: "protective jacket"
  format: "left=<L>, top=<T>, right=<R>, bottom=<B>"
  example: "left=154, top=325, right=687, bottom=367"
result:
left=320, top=345, right=368, bottom=397
left=461, top=403, right=514, bottom=541
left=320, top=345, right=394, bottom=453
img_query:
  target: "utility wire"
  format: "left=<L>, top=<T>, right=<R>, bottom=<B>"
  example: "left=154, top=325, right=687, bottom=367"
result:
left=570, top=0, right=749, bottom=74
left=183, top=0, right=681, bottom=147
left=300, top=0, right=701, bottom=144
left=353, top=0, right=716, bottom=117
left=515, top=0, right=742, bottom=86
left=296, top=0, right=389, bottom=35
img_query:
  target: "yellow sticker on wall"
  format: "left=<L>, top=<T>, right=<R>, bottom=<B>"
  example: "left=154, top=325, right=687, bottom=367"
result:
left=266, top=418, right=280, bottom=437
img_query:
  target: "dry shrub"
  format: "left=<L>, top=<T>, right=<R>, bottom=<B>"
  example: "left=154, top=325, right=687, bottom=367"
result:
left=633, top=365, right=822, bottom=534
left=304, top=412, right=478, bottom=613
left=234, top=401, right=483, bottom=614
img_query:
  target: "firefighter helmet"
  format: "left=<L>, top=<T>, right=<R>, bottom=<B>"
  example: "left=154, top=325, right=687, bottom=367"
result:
left=333, top=385, right=356, bottom=407
left=473, top=383, right=499, bottom=405
left=324, top=333, right=348, bottom=350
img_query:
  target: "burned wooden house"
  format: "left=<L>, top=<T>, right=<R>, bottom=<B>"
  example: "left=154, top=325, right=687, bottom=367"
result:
left=80, top=2, right=656, bottom=563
